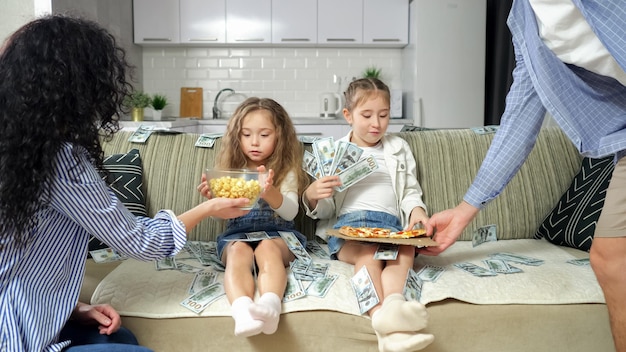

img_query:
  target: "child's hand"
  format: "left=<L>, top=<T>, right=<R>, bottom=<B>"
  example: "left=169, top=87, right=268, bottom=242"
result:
left=407, top=206, right=429, bottom=231
left=304, top=175, right=341, bottom=208
left=197, top=173, right=211, bottom=199
left=257, top=165, right=274, bottom=198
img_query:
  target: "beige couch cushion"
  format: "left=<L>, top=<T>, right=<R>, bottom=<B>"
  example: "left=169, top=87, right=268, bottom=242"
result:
left=397, top=126, right=581, bottom=240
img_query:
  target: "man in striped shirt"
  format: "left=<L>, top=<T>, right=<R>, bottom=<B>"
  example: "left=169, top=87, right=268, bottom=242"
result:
left=422, top=1, right=626, bottom=351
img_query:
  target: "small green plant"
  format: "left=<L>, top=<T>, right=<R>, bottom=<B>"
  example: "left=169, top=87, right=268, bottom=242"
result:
left=362, top=66, right=382, bottom=79
left=151, top=94, right=168, bottom=111
left=124, top=91, right=151, bottom=109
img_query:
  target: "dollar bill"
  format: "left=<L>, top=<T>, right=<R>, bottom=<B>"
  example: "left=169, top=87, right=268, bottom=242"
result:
left=417, top=265, right=445, bottom=282
left=566, top=258, right=590, bottom=266
left=155, top=256, right=178, bottom=270
left=313, top=137, right=335, bottom=177
left=283, top=271, right=306, bottom=302
left=483, top=258, right=522, bottom=274
left=489, top=252, right=544, bottom=266
left=306, top=274, right=339, bottom=298
left=128, top=125, right=154, bottom=143
left=303, top=150, right=322, bottom=179
left=335, top=155, right=379, bottom=192
left=180, top=282, right=225, bottom=314
left=332, top=141, right=363, bottom=176
left=350, top=265, right=380, bottom=315
left=195, top=133, right=223, bottom=148
left=188, top=271, right=218, bottom=295
left=306, top=240, right=329, bottom=259
left=403, top=268, right=424, bottom=302
left=453, top=262, right=498, bottom=277
left=470, top=125, right=499, bottom=135
left=329, top=141, right=347, bottom=177
left=279, top=231, right=311, bottom=263
left=373, top=243, right=399, bottom=260
left=308, top=262, right=330, bottom=278
left=90, top=248, right=127, bottom=263
left=472, top=224, right=497, bottom=247
left=222, top=234, right=270, bottom=243
left=176, top=263, right=204, bottom=274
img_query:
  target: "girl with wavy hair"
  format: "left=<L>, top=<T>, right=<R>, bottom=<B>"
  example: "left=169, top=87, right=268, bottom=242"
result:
left=198, top=97, right=309, bottom=337
left=0, top=14, right=249, bottom=351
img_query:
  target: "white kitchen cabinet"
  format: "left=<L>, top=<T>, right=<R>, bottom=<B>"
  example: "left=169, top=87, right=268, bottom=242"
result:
left=226, top=0, right=272, bottom=44
left=317, top=0, right=363, bottom=46
left=180, top=0, right=226, bottom=44
left=363, top=0, right=408, bottom=46
left=272, top=0, right=317, bottom=45
left=133, top=0, right=180, bottom=44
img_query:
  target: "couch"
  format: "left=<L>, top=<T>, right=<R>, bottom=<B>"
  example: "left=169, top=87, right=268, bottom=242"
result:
left=81, top=126, right=615, bottom=352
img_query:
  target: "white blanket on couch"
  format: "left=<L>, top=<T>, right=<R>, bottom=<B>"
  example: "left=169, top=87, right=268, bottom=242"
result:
left=91, top=239, right=604, bottom=319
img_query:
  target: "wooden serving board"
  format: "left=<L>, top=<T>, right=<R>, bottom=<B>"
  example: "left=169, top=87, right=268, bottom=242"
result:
left=326, top=229, right=438, bottom=247
left=179, top=87, right=203, bottom=118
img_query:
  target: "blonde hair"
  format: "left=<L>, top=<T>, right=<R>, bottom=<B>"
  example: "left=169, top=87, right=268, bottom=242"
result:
left=217, top=97, right=309, bottom=195
left=343, top=77, right=391, bottom=112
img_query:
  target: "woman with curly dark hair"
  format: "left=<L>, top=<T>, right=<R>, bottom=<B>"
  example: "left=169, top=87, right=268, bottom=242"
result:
left=0, top=15, right=250, bottom=352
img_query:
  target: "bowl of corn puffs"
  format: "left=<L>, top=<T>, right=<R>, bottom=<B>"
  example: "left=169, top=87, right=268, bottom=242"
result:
left=205, top=168, right=266, bottom=209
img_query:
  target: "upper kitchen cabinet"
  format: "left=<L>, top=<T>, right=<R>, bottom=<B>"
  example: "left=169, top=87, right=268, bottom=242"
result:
left=317, top=0, right=362, bottom=46
left=133, top=0, right=180, bottom=44
left=363, top=0, right=408, bottom=46
left=226, top=0, right=272, bottom=44
left=272, top=0, right=317, bottom=45
left=180, top=0, right=226, bottom=44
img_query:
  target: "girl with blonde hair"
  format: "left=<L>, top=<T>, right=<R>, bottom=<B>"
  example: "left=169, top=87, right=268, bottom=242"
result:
left=198, top=97, right=309, bottom=337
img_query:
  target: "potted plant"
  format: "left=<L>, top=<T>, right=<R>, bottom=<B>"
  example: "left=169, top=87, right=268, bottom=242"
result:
left=125, top=91, right=151, bottom=122
left=151, top=94, right=168, bottom=121
left=362, top=66, right=382, bottom=80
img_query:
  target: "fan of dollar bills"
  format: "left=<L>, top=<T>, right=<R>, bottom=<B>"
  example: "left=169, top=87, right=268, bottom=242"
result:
left=302, top=137, right=379, bottom=192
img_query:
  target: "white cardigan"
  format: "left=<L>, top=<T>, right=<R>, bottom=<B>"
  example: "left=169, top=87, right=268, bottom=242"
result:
left=303, top=133, right=427, bottom=240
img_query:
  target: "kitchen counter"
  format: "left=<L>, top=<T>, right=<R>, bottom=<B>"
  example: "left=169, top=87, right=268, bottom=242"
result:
left=119, top=117, right=413, bottom=126
left=118, top=117, right=414, bottom=138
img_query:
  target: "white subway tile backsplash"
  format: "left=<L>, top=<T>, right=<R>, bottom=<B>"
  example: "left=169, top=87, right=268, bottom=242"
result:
left=142, top=46, right=402, bottom=118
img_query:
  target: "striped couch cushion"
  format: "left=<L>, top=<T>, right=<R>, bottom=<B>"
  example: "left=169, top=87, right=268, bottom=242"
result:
left=395, top=126, right=581, bottom=240
left=101, top=126, right=580, bottom=242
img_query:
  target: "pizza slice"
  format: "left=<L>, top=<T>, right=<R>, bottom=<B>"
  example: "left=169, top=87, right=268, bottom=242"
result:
left=338, top=226, right=427, bottom=239
left=389, top=228, right=427, bottom=238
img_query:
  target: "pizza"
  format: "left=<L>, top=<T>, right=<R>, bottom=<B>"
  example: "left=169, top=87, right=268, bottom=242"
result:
left=338, top=226, right=427, bottom=239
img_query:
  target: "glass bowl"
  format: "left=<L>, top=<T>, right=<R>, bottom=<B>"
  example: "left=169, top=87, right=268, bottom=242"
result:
left=205, top=168, right=266, bottom=210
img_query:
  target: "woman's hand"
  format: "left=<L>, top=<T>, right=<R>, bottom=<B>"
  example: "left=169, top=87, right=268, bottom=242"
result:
left=197, top=173, right=211, bottom=199
left=71, top=302, right=122, bottom=335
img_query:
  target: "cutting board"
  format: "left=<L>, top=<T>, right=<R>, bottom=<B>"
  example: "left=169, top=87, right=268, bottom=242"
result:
left=179, top=87, right=203, bottom=118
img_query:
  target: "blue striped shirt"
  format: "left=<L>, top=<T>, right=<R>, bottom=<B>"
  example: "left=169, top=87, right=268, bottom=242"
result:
left=465, top=0, right=626, bottom=208
left=1, top=143, right=187, bottom=351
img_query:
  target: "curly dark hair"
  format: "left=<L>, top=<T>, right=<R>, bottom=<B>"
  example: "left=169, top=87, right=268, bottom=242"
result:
left=0, top=14, right=132, bottom=243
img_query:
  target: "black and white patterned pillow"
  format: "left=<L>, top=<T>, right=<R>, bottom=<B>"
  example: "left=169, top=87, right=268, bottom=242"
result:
left=535, top=156, right=614, bottom=252
left=88, top=149, right=146, bottom=253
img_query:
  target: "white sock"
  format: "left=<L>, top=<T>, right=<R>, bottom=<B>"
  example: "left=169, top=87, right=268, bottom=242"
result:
left=248, top=292, right=282, bottom=335
left=376, top=331, right=435, bottom=352
left=231, top=296, right=264, bottom=337
left=372, top=293, right=429, bottom=335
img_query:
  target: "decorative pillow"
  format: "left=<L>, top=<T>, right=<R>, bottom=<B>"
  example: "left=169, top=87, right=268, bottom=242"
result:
left=89, top=149, right=146, bottom=254
left=535, top=156, right=615, bottom=251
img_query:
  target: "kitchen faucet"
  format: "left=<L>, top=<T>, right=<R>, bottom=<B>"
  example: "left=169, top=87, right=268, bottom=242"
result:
left=212, top=88, right=234, bottom=119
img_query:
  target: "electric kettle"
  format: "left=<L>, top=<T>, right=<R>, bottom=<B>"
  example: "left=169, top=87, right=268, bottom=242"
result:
left=319, top=92, right=342, bottom=119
